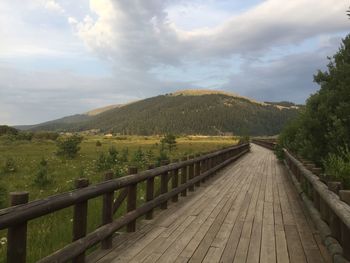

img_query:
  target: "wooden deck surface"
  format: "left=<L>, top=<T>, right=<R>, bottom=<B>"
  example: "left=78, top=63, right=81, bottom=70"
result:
left=90, top=144, right=331, bottom=263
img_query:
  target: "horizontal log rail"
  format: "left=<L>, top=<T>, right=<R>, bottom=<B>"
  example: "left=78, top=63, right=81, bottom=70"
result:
left=283, top=149, right=350, bottom=261
left=0, top=143, right=249, bottom=263
left=251, top=138, right=276, bottom=150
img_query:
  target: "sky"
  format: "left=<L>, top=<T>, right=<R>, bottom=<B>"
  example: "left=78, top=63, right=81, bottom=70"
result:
left=0, top=0, right=349, bottom=125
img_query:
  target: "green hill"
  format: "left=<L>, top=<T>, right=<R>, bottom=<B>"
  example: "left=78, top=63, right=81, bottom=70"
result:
left=25, top=90, right=299, bottom=136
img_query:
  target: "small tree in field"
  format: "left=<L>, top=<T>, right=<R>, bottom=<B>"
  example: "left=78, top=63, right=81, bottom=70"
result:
left=160, top=134, right=177, bottom=152
left=56, top=135, right=83, bottom=159
left=0, top=183, right=7, bottom=208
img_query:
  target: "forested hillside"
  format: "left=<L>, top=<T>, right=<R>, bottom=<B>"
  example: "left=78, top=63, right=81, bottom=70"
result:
left=27, top=91, right=299, bottom=136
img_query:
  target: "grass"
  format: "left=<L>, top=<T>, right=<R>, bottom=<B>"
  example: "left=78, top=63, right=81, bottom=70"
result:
left=0, top=135, right=238, bottom=262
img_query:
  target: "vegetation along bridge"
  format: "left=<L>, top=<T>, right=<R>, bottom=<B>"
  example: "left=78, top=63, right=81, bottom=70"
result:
left=1, top=142, right=350, bottom=263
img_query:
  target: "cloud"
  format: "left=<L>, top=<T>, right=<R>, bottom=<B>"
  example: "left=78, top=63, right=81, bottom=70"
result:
left=0, top=0, right=349, bottom=125
left=71, top=0, right=349, bottom=68
left=222, top=35, right=344, bottom=103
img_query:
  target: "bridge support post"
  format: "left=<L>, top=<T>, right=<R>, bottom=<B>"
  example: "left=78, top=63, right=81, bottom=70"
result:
left=145, top=164, right=155, bottom=219
left=7, top=192, right=29, bottom=263
left=102, top=172, right=114, bottom=249
left=172, top=159, right=179, bottom=202
left=195, top=154, right=201, bottom=187
left=72, top=178, right=89, bottom=263
left=180, top=157, right=187, bottom=197
left=188, top=156, right=195, bottom=192
left=160, top=161, right=169, bottom=209
left=127, top=167, right=138, bottom=232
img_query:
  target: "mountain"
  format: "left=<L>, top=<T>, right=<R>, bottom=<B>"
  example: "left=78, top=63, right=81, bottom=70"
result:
left=23, top=90, right=299, bottom=136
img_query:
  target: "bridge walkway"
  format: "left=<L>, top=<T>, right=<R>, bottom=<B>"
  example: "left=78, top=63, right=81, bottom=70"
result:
left=90, top=144, right=331, bottom=263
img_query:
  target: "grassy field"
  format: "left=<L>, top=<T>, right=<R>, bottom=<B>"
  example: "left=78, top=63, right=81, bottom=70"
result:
left=0, top=135, right=238, bottom=262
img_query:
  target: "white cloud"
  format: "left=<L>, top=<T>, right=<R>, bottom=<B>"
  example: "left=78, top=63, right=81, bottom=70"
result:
left=71, top=0, right=349, bottom=68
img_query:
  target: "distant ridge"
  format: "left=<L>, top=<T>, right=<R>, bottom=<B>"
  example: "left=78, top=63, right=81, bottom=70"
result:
left=21, top=89, right=299, bottom=136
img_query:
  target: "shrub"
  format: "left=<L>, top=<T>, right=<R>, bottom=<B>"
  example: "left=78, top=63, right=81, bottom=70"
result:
left=0, top=183, right=7, bottom=208
left=34, top=159, right=52, bottom=187
left=160, top=134, right=177, bottom=152
left=0, top=125, right=18, bottom=136
left=119, top=148, right=129, bottom=163
left=156, top=144, right=169, bottom=166
left=2, top=157, right=16, bottom=174
left=33, top=131, right=59, bottom=141
left=96, top=140, right=102, bottom=147
left=132, top=147, right=146, bottom=167
left=238, top=135, right=250, bottom=144
left=108, top=146, right=118, bottom=164
left=323, top=146, right=350, bottom=189
left=56, top=135, right=83, bottom=159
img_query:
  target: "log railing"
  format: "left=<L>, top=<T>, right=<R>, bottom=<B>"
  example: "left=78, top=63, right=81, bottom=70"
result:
left=251, top=139, right=276, bottom=150
left=283, top=149, right=350, bottom=262
left=0, top=143, right=250, bottom=263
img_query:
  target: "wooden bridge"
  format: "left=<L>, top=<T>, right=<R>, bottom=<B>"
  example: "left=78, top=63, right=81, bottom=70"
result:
left=1, top=142, right=350, bottom=263
left=89, top=144, right=330, bottom=263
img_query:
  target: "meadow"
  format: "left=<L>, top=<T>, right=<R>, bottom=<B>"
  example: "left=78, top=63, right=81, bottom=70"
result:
left=0, top=135, right=238, bottom=262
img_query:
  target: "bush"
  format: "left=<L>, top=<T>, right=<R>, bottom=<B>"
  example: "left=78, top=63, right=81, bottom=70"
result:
left=0, top=125, right=18, bottom=136
left=132, top=147, right=147, bottom=168
left=34, top=159, right=52, bottom=187
left=323, top=146, right=350, bottom=189
left=56, top=135, right=83, bottom=159
left=96, top=146, right=119, bottom=171
left=2, top=157, right=16, bottom=174
left=96, top=140, right=102, bottom=147
left=119, top=148, right=129, bottom=163
left=160, top=134, right=177, bottom=152
left=0, top=183, right=7, bottom=208
left=238, top=135, right=250, bottom=144
left=33, top=131, right=59, bottom=141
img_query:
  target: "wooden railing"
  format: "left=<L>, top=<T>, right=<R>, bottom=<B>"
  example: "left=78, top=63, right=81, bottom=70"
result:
left=284, top=150, right=350, bottom=262
left=251, top=139, right=276, bottom=150
left=0, top=143, right=250, bottom=263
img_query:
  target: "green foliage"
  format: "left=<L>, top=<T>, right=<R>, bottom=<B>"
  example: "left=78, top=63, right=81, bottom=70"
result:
left=2, top=157, right=16, bottom=174
left=119, top=148, right=129, bottom=163
left=34, top=159, right=52, bottom=187
left=56, top=135, right=83, bottom=159
left=161, top=134, right=177, bottom=151
left=0, top=125, right=18, bottom=136
left=156, top=143, right=170, bottom=166
left=238, top=135, right=250, bottom=144
left=0, top=183, right=7, bottom=208
left=32, top=131, right=59, bottom=141
left=96, top=146, right=122, bottom=173
left=278, top=34, right=350, bottom=184
left=323, top=146, right=350, bottom=189
left=131, top=147, right=148, bottom=168
left=96, top=140, right=102, bottom=147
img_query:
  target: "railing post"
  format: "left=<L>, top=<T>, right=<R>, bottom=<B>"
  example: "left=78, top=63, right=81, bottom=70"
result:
left=201, top=158, right=207, bottom=183
left=172, top=159, right=179, bottom=202
left=72, top=178, right=89, bottom=263
left=339, top=190, right=350, bottom=260
left=127, top=167, right=138, bottom=232
left=7, top=192, right=29, bottom=263
left=328, top=182, right=343, bottom=242
left=101, top=172, right=114, bottom=249
left=188, top=156, right=195, bottom=192
left=180, top=157, right=187, bottom=197
left=195, top=154, right=201, bottom=187
left=160, top=161, right=169, bottom=209
left=145, top=164, right=155, bottom=220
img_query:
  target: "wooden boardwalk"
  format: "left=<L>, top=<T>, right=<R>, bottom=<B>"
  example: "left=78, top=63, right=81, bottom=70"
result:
left=90, top=144, right=331, bottom=263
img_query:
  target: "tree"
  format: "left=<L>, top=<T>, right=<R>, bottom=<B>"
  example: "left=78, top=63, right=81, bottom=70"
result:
left=56, top=135, right=83, bottom=159
left=278, top=34, right=350, bottom=185
left=160, top=134, right=177, bottom=152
